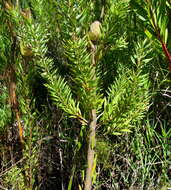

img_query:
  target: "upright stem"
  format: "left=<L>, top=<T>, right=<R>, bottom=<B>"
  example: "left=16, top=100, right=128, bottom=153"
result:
left=84, top=109, right=97, bottom=190
left=8, top=21, right=24, bottom=144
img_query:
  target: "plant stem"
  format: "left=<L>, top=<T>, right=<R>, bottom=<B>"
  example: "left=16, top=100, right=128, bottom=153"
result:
left=7, top=20, right=24, bottom=144
left=84, top=109, right=97, bottom=190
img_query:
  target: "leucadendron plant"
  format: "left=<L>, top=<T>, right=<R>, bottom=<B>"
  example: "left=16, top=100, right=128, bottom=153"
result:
left=17, top=1, right=150, bottom=189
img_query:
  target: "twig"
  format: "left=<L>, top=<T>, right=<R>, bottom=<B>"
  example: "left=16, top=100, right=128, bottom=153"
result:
left=0, top=184, right=8, bottom=190
left=0, top=158, right=24, bottom=177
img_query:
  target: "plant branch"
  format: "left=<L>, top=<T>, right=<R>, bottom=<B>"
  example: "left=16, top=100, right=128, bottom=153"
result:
left=84, top=109, right=97, bottom=190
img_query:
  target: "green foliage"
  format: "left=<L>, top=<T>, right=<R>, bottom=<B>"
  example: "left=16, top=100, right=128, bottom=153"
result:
left=96, top=137, right=111, bottom=165
left=3, top=144, right=38, bottom=190
left=1, top=0, right=171, bottom=189
left=102, top=69, right=149, bottom=135
left=0, top=85, right=11, bottom=132
left=0, top=33, right=11, bottom=71
left=56, top=0, right=92, bottom=39
left=101, top=40, right=151, bottom=135
left=4, top=166, right=26, bottom=190
left=102, top=0, right=130, bottom=46
left=64, top=37, right=103, bottom=113
left=45, top=73, right=83, bottom=120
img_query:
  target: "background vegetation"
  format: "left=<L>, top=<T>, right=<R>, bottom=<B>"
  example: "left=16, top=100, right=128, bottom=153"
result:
left=0, top=0, right=171, bottom=189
